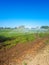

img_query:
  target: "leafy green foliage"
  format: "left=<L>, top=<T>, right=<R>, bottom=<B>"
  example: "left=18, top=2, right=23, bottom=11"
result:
left=0, top=29, right=36, bottom=49
left=0, top=29, right=49, bottom=49
left=41, top=26, right=49, bottom=29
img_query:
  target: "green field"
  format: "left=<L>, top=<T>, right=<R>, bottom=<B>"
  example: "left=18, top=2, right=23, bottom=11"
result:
left=0, top=29, right=49, bottom=49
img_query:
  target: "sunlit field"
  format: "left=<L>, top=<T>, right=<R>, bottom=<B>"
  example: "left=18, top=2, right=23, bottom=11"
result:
left=0, top=28, right=49, bottom=49
left=0, top=28, right=49, bottom=65
left=0, top=0, right=49, bottom=64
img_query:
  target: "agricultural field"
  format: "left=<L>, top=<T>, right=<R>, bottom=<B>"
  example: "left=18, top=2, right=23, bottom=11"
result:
left=0, top=0, right=49, bottom=65
left=0, top=28, right=49, bottom=49
left=0, top=28, right=49, bottom=65
left=0, top=28, right=36, bottom=49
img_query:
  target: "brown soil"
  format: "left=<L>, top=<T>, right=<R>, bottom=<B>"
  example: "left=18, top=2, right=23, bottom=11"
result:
left=0, top=37, right=49, bottom=65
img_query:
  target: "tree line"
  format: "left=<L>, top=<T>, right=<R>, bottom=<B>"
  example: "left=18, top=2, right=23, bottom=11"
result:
left=0, top=26, right=49, bottom=29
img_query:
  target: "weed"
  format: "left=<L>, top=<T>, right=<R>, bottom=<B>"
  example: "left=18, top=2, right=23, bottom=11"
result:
left=24, top=62, right=27, bottom=65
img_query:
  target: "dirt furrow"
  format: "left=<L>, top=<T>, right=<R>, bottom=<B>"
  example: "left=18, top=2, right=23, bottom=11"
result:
left=0, top=37, right=48, bottom=65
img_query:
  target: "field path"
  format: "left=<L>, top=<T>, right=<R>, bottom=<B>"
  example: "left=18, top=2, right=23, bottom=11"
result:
left=0, top=37, right=49, bottom=65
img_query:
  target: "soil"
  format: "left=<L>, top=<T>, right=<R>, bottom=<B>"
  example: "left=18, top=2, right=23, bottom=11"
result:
left=0, top=37, right=49, bottom=65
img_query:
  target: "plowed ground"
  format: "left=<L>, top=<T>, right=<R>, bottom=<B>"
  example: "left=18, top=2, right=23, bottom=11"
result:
left=0, top=37, right=49, bottom=65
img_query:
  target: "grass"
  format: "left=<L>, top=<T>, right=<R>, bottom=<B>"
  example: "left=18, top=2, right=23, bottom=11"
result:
left=0, top=29, right=49, bottom=49
left=0, top=30, right=36, bottom=49
left=23, top=62, right=27, bottom=65
left=35, top=32, right=49, bottom=38
left=44, top=39, right=49, bottom=45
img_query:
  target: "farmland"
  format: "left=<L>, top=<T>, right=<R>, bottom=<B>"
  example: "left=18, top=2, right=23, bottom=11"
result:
left=0, top=28, right=49, bottom=49
left=0, top=28, right=49, bottom=65
left=0, top=28, right=36, bottom=49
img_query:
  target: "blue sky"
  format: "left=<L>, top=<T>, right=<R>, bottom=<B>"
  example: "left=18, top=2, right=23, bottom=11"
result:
left=0, top=0, right=49, bottom=28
